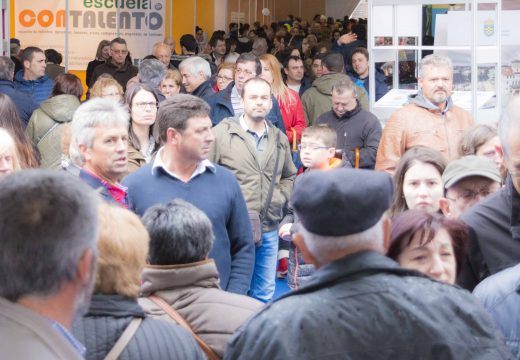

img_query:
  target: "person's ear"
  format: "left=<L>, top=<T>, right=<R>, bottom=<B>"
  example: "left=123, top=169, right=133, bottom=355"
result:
left=496, top=144, right=505, bottom=166
left=78, top=144, right=91, bottom=162
left=382, top=216, right=392, bottom=252
left=293, top=232, right=320, bottom=268
left=76, top=248, right=95, bottom=286
left=167, top=127, right=180, bottom=144
left=439, top=197, right=452, bottom=218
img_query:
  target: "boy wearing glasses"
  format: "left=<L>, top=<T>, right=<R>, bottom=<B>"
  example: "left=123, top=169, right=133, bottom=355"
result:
left=278, top=125, right=341, bottom=289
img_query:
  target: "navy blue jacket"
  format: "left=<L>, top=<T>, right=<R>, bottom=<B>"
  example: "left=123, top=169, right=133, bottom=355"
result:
left=14, top=70, right=53, bottom=105
left=0, top=80, right=38, bottom=126
left=122, top=161, right=255, bottom=295
left=348, top=68, right=389, bottom=101
left=192, top=78, right=216, bottom=103
left=207, top=82, right=286, bottom=134
left=79, top=169, right=128, bottom=207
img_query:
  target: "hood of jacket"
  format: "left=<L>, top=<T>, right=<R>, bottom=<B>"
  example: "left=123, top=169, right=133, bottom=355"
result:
left=407, top=90, right=454, bottom=113
left=14, top=69, right=51, bottom=85
left=39, top=94, right=81, bottom=123
left=140, top=259, right=220, bottom=296
left=312, top=72, right=350, bottom=96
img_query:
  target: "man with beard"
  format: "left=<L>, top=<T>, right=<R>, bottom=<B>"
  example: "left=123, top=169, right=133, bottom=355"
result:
left=210, top=77, right=296, bottom=302
left=0, top=170, right=99, bottom=359
left=376, top=54, right=474, bottom=174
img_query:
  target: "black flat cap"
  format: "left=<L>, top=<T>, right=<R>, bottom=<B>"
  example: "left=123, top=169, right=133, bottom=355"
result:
left=291, top=168, right=393, bottom=236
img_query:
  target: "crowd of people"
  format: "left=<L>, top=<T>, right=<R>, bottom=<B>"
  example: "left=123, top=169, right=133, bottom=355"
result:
left=0, top=13, right=518, bottom=360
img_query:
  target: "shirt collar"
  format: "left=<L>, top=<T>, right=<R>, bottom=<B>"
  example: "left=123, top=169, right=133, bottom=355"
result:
left=151, top=147, right=215, bottom=180
left=239, top=114, right=268, bottom=137
left=47, top=318, right=86, bottom=357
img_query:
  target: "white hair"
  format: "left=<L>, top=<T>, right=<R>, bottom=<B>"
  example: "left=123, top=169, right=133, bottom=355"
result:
left=418, top=54, right=453, bottom=78
left=300, top=217, right=384, bottom=264
left=179, top=56, right=211, bottom=79
left=499, top=95, right=520, bottom=158
left=70, top=98, right=129, bottom=165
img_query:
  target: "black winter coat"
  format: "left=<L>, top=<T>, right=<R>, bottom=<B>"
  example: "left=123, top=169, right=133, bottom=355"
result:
left=72, top=294, right=205, bottom=360
left=225, top=251, right=512, bottom=360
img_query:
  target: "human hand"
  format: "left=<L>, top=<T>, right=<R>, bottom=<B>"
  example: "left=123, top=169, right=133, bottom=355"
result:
left=278, top=223, right=293, bottom=241
left=338, top=32, right=357, bottom=45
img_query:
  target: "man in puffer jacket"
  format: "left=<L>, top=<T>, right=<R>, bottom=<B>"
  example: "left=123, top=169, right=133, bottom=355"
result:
left=375, top=54, right=474, bottom=174
left=14, top=46, right=53, bottom=105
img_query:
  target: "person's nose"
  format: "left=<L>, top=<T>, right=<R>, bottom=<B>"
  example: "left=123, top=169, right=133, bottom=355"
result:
left=428, top=254, right=445, bottom=281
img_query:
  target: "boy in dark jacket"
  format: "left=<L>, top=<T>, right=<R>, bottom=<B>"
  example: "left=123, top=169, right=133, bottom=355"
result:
left=279, top=125, right=341, bottom=289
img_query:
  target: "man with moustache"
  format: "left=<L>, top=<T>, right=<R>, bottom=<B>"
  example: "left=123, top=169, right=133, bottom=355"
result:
left=70, top=98, right=130, bottom=207
left=376, top=54, right=474, bottom=174
left=0, top=170, right=99, bottom=359
left=210, top=77, right=296, bottom=302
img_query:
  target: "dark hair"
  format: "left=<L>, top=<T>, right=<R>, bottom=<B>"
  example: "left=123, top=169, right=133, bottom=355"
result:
left=387, top=209, right=467, bottom=275
left=351, top=47, right=369, bottom=61
left=389, top=146, right=447, bottom=218
left=51, top=73, right=83, bottom=99
left=0, top=170, right=99, bottom=301
left=180, top=34, right=198, bottom=53
left=156, top=94, right=210, bottom=144
left=21, top=46, right=43, bottom=64
left=0, top=56, right=15, bottom=80
left=110, top=37, right=127, bottom=47
left=124, top=83, right=159, bottom=151
left=283, top=55, right=303, bottom=70
left=236, top=52, right=262, bottom=75
left=95, top=40, right=111, bottom=59
left=322, top=52, right=344, bottom=73
left=142, top=199, right=213, bottom=265
left=352, top=24, right=367, bottom=41
left=209, top=34, right=225, bottom=48
left=0, top=93, right=39, bottom=168
left=44, top=49, right=62, bottom=65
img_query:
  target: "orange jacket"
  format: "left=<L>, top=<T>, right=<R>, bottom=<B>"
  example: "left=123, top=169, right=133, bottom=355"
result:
left=375, top=95, right=474, bottom=174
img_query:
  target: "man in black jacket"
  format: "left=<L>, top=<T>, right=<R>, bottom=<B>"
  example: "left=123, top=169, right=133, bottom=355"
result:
left=225, top=168, right=511, bottom=360
left=459, top=95, right=520, bottom=290
left=316, top=78, right=381, bottom=168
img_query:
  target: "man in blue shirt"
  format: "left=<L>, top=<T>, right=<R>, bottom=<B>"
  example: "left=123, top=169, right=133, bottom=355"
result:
left=123, top=94, right=255, bottom=294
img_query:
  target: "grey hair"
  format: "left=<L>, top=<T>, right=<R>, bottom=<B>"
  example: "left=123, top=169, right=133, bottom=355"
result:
left=142, top=199, right=214, bottom=265
left=156, top=94, right=210, bottom=143
left=224, top=53, right=240, bottom=64
left=299, top=217, right=384, bottom=264
left=179, top=56, right=211, bottom=79
left=498, top=95, right=520, bottom=158
left=418, top=54, right=453, bottom=78
left=0, top=170, right=99, bottom=301
left=0, top=56, right=14, bottom=80
left=332, top=78, right=357, bottom=97
left=70, top=98, right=129, bottom=165
left=152, top=42, right=171, bottom=55
left=139, top=58, right=166, bottom=89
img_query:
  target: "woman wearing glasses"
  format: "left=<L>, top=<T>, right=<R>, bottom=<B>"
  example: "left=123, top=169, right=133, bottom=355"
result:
left=215, top=62, right=235, bottom=92
left=124, top=84, right=159, bottom=174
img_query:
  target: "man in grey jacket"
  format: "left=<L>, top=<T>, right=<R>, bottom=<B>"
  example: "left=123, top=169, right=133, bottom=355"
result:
left=210, top=77, right=297, bottom=302
left=0, top=170, right=99, bottom=360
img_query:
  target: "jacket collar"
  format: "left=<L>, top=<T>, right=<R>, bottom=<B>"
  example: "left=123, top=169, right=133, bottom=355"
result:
left=0, top=79, right=15, bottom=88
left=192, top=78, right=212, bottom=97
left=86, top=294, right=145, bottom=318
left=277, top=251, right=428, bottom=301
left=408, top=90, right=454, bottom=114
left=140, top=259, right=220, bottom=296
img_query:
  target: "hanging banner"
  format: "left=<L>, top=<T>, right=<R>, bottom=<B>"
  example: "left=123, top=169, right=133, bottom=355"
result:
left=14, top=0, right=166, bottom=71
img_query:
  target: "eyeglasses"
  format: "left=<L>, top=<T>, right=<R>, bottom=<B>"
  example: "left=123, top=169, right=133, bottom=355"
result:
left=235, top=68, right=254, bottom=76
left=111, top=49, right=128, bottom=55
left=134, top=102, right=158, bottom=109
left=297, top=144, right=330, bottom=151
left=217, top=75, right=234, bottom=81
left=447, top=188, right=492, bottom=204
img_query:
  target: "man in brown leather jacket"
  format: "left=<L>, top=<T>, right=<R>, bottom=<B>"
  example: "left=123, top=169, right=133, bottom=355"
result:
left=375, top=54, right=474, bottom=174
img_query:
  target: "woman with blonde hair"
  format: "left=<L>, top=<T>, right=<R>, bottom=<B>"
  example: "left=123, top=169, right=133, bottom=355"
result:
left=72, top=203, right=205, bottom=360
left=0, top=128, right=21, bottom=178
left=89, top=76, right=124, bottom=102
left=160, top=69, right=182, bottom=98
left=259, top=53, right=306, bottom=144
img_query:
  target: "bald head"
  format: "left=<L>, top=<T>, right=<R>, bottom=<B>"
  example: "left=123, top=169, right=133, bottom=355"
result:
left=153, top=42, right=172, bottom=66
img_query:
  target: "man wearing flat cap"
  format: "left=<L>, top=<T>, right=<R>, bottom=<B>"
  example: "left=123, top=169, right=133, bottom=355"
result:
left=224, top=168, right=511, bottom=360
